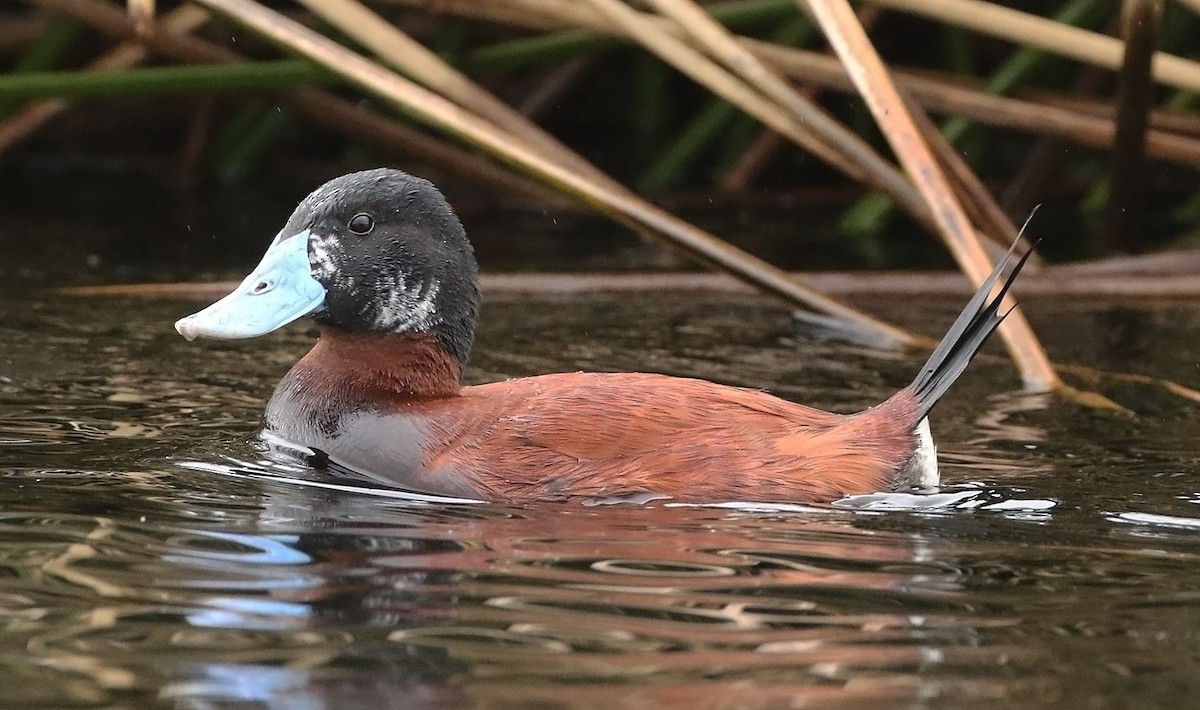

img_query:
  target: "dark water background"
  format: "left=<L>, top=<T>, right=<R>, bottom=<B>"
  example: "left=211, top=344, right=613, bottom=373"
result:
left=0, top=285, right=1198, bottom=709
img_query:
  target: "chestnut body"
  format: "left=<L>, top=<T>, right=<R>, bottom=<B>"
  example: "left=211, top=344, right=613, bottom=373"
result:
left=265, top=330, right=927, bottom=502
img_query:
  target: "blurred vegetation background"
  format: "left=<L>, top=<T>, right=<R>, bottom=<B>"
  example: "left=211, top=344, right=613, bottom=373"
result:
left=1, top=0, right=1198, bottom=288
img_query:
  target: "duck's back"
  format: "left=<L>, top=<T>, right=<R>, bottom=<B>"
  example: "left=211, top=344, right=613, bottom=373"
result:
left=413, top=372, right=922, bottom=502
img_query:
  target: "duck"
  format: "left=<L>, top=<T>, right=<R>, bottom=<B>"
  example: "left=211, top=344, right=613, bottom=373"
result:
left=175, top=168, right=1030, bottom=504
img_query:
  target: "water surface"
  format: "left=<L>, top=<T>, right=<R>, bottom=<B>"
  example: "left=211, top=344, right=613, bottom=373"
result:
left=0, top=291, right=1197, bottom=709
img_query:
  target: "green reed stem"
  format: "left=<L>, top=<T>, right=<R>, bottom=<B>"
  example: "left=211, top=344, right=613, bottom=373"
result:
left=1, top=17, right=86, bottom=116
left=215, top=103, right=295, bottom=182
left=638, top=15, right=814, bottom=193
left=14, top=17, right=85, bottom=72
left=0, top=60, right=335, bottom=101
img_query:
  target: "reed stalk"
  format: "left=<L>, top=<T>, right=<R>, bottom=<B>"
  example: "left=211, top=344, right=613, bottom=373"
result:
left=905, top=95, right=1020, bottom=254
left=800, top=0, right=1058, bottom=390
left=866, top=0, right=1200, bottom=94
left=126, top=0, right=154, bottom=34
left=1104, top=0, right=1162, bottom=251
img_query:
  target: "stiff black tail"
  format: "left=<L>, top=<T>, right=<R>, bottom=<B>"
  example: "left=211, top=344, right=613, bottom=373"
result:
left=909, top=239, right=1036, bottom=421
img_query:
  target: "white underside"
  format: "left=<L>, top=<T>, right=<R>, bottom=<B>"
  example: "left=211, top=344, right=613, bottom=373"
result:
left=911, top=418, right=939, bottom=489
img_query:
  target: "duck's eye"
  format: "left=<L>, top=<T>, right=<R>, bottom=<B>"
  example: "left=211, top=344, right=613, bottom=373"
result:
left=348, top=213, right=374, bottom=235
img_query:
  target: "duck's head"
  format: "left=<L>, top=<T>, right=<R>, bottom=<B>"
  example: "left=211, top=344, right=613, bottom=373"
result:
left=175, top=168, right=481, bottom=366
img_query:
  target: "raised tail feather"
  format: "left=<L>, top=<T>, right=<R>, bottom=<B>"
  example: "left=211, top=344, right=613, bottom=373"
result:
left=909, top=239, right=1036, bottom=421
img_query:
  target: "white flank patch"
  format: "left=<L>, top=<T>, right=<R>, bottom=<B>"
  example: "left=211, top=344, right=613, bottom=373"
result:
left=912, top=418, right=939, bottom=488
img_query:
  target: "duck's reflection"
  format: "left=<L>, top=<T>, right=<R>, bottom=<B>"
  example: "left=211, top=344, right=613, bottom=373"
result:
left=131, top=472, right=1032, bottom=709
left=15, top=452, right=1059, bottom=709
left=158, top=663, right=464, bottom=710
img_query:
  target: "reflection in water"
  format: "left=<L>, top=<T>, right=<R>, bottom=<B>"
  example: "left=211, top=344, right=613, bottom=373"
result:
left=3, top=482, right=1025, bottom=708
left=971, top=391, right=1052, bottom=446
left=0, top=460, right=1149, bottom=708
left=0, top=294, right=1197, bottom=707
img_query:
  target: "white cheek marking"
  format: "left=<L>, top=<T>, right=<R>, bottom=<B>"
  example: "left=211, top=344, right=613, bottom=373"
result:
left=399, top=279, right=441, bottom=331
left=375, top=278, right=441, bottom=332
left=307, top=231, right=339, bottom=283
left=372, top=272, right=406, bottom=329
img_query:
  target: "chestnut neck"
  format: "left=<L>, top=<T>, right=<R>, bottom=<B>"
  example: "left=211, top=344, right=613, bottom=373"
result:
left=289, top=327, right=463, bottom=402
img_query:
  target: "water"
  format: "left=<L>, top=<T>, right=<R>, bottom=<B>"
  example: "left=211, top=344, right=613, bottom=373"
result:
left=0, top=290, right=1198, bottom=709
